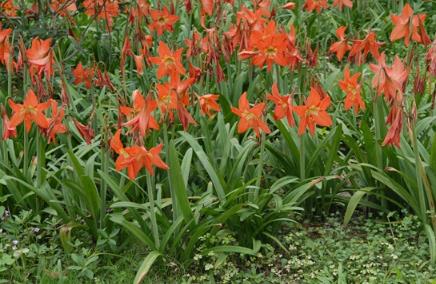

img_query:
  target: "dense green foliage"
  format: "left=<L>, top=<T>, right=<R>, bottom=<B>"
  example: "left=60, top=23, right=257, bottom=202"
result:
left=0, top=0, right=435, bottom=282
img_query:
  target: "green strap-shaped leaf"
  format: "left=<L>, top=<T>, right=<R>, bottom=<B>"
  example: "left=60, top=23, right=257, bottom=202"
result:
left=179, top=132, right=226, bottom=201
left=134, top=251, right=162, bottom=284
left=168, top=140, right=194, bottom=223
left=343, top=187, right=375, bottom=226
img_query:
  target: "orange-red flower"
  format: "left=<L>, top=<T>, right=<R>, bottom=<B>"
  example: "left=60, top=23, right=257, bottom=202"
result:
left=1, top=0, right=18, bottom=17
left=304, top=0, right=328, bottom=13
left=141, top=144, right=169, bottom=176
left=294, top=87, right=332, bottom=135
left=1, top=106, right=16, bottom=140
left=8, top=89, right=50, bottom=133
left=199, top=94, right=221, bottom=117
left=231, top=92, right=270, bottom=137
left=26, top=37, right=54, bottom=80
left=83, top=0, right=119, bottom=29
left=239, top=21, right=288, bottom=71
left=44, top=99, right=67, bottom=143
left=348, top=32, right=383, bottom=65
left=72, top=63, right=95, bottom=89
left=383, top=105, right=403, bottom=147
left=339, top=67, right=365, bottom=114
left=267, top=83, right=295, bottom=126
left=110, top=130, right=144, bottom=179
left=149, top=41, right=186, bottom=80
left=200, top=0, right=214, bottom=16
left=370, top=53, right=408, bottom=102
left=332, top=0, right=352, bottom=10
left=50, top=0, right=77, bottom=16
left=167, top=76, right=197, bottom=130
left=73, top=119, right=94, bottom=144
left=329, top=26, right=351, bottom=61
left=0, top=27, right=12, bottom=67
left=121, top=90, right=159, bottom=136
left=133, top=54, right=144, bottom=76
left=156, top=82, right=178, bottom=116
left=149, top=7, right=179, bottom=36
left=390, top=3, right=430, bottom=46
left=129, top=0, right=150, bottom=22
left=110, top=130, right=168, bottom=179
left=282, top=2, right=296, bottom=10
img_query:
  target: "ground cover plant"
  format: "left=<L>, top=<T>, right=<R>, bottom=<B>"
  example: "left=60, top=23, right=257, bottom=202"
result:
left=0, top=0, right=435, bottom=282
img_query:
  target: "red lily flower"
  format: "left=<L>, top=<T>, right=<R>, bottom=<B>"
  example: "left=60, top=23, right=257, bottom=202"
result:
left=168, top=76, right=197, bottom=130
left=50, top=0, right=77, bottom=16
left=110, top=130, right=168, bottom=179
left=339, top=67, right=365, bottom=114
left=348, top=32, right=383, bottom=65
left=294, top=87, right=332, bottom=136
left=83, top=0, right=119, bottom=29
left=149, top=41, right=186, bottom=80
left=26, top=37, right=54, bottom=80
left=0, top=27, right=12, bottom=67
left=156, top=82, right=178, bottom=116
left=332, top=0, right=352, bottom=10
left=329, top=26, right=351, bottom=61
left=8, top=89, right=50, bottom=133
left=282, top=2, right=296, bottom=10
left=44, top=99, right=67, bottom=143
left=267, top=83, right=295, bottom=126
left=149, top=7, right=179, bottom=36
left=200, top=0, right=214, bottom=16
left=383, top=105, right=403, bottom=147
left=1, top=0, right=18, bottom=16
left=133, top=54, right=144, bottom=76
left=129, top=0, right=150, bottom=22
left=94, top=69, right=115, bottom=91
left=141, top=144, right=169, bottom=176
left=73, top=119, right=94, bottom=144
left=390, top=3, right=430, bottom=46
left=240, top=21, right=288, bottom=71
left=199, top=94, right=221, bottom=117
left=370, top=53, right=408, bottom=102
left=1, top=106, right=17, bottom=140
left=72, top=63, right=95, bottom=89
left=231, top=92, right=271, bottom=137
left=110, top=130, right=144, bottom=179
left=121, top=90, right=159, bottom=136
left=304, top=0, right=328, bottom=13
